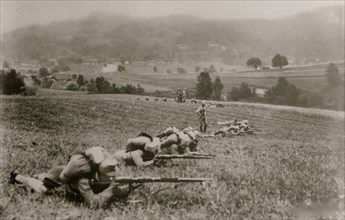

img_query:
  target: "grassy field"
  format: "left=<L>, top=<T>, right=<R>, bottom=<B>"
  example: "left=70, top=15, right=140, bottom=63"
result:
left=0, top=92, right=344, bottom=219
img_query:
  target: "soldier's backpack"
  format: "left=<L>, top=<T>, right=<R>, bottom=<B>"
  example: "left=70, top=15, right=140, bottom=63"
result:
left=59, top=147, right=109, bottom=183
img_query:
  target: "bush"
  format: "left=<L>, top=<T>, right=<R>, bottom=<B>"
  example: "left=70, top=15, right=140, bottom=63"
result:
left=31, top=75, right=41, bottom=86
left=118, top=65, right=125, bottom=72
left=208, top=64, right=216, bottom=73
left=0, top=69, right=25, bottom=95
left=177, top=67, right=187, bottom=74
left=49, top=80, right=63, bottom=90
left=79, top=86, right=87, bottom=91
left=166, top=70, right=172, bottom=74
left=86, top=81, right=97, bottom=93
left=65, top=81, right=79, bottom=91
left=22, top=85, right=38, bottom=96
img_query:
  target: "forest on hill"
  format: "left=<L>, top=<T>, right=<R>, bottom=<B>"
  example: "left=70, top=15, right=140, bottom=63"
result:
left=1, top=6, right=344, bottom=65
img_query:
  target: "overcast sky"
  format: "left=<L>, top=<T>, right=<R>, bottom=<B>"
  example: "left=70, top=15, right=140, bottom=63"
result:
left=1, top=1, right=343, bottom=33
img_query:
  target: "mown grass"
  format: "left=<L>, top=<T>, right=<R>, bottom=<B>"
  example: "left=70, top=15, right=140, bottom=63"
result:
left=0, top=93, right=344, bottom=219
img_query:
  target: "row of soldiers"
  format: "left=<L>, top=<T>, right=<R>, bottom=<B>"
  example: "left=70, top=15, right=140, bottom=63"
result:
left=10, top=101, right=256, bottom=209
left=9, top=126, right=204, bottom=208
left=196, top=101, right=254, bottom=137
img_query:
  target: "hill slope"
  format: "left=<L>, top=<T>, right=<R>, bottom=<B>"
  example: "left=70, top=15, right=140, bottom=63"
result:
left=1, top=5, right=344, bottom=64
left=0, top=93, right=344, bottom=219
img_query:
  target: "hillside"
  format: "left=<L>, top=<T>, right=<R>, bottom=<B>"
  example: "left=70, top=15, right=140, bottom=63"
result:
left=0, top=93, right=344, bottom=219
left=1, top=5, right=344, bottom=65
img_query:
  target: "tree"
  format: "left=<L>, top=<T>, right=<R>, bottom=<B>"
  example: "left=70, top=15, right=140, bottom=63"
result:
left=208, top=65, right=216, bottom=73
left=0, top=69, right=25, bottom=95
left=195, top=66, right=201, bottom=73
left=228, top=87, right=241, bottom=101
left=212, top=76, right=223, bottom=100
left=272, top=54, right=288, bottom=69
left=86, top=79, right=97, bottom=93
left=3, top=60, right=10, bottom=69
left=246, top=57, right=262, bottom=70
left=265, top=77, right=300, bottom=106
left=196, top=72, right=213, bottom=99
left=38, top=67, right=50, bottom=77
left=71, top=74, right=77, bottom=80
left=121, top=84, right=136, bottom=94
left=239, top=83, right=253, bottom=100
left=153, top=66, right=158, bottom=72
left=326, top=63, right=341, bottom=87
left=136, top=84, right=145, bottom=94
left=95, top=76, right=112, bottom=93
left=76, top=74, right=85, bottom=88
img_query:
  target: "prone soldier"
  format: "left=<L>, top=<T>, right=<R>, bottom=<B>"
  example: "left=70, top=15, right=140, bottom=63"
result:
left=158, top=127, right=201, bottom=155
left=10, top=147, right=135, bottom=208
left=113, top=133, right=161, bottom=167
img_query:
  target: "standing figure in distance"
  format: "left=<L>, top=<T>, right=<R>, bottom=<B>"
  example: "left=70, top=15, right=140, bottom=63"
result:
left=196, top=102, right=207, bottom=133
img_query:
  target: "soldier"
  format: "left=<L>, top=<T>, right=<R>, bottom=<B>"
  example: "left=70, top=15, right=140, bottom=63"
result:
left=182, top=89, right=187, bottom=102
left=113, top=133, right=161, bottom=167
left=213, top=119, right=251, bottom=137
left=159, top=127, right=201, bottom=154
left=196, top=102, right=207, bottom=132
left=10, top=147, right=136, bottom=208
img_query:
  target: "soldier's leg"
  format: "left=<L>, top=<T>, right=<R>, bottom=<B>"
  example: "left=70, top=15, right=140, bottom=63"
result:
left=203, top=118, right=207, bottom=132
left=14, top=174, right=48, bottom=193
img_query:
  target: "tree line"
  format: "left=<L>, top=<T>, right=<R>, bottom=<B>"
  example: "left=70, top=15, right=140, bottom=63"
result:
left=195, top=63, right=344, bottom=111
left=246, top=53, right=289, bottom=70
left=1, top=65, right=145, bottom=96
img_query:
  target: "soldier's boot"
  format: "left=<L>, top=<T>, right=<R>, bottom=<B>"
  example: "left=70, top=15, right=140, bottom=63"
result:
left=9, top=170, right=20, bottom=184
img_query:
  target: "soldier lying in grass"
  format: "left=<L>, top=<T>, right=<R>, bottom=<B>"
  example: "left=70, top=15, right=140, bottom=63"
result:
left=113, top=133, right=161, bottom=167
left=10, top=147, right=136, bottom=208
left=158, top=127, right=201, bottom=155
left=212, top=119, right=253, bottom=137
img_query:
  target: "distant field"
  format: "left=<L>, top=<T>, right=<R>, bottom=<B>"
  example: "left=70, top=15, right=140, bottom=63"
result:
left=66, top=61, right=344, bottom=93
left=0, top=92, right=344, bottom=219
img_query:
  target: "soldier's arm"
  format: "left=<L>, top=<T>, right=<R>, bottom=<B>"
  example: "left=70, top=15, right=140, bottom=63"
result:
left=131, top=150, right=154, bottom=167
left=76, top=178, right=114, bottom=208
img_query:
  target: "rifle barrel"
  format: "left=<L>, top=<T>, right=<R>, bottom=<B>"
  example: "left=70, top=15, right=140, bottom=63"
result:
left=156, top=155, right=211, bottom=159
left=112, top=177, right=212, bottom=183
left=189, top=153, right=216, bottom=157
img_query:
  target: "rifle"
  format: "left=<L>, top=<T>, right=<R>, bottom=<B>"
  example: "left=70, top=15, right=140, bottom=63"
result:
left=155, top=154, right=212, bottom=160
left=110, top=176, right=212, bottom=183
left=188, top=152, right=216, bottom=157
left=90, top=176, right=212, bottom=193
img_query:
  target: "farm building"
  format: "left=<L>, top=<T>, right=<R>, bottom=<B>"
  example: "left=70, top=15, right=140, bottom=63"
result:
left=255, top=88, right=267, bottom=97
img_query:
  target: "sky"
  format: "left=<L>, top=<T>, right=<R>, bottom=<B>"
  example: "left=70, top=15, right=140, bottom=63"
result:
left=1, top=1, right=343, bottom=33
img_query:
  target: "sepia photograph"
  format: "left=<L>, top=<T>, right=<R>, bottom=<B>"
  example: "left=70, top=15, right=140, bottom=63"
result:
left=0, top=0, right=344, bottom=219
